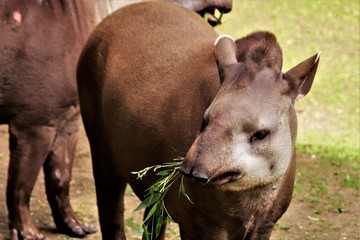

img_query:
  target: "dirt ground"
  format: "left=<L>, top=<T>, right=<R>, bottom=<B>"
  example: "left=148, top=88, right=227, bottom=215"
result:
left=0, top=125, right=359, bottom=240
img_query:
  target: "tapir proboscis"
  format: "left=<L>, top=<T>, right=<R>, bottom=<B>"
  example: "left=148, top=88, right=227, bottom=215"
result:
left=77, top=2, right=320, bottom=239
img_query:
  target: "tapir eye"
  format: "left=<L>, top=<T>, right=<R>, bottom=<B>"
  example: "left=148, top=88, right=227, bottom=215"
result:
left=250, top=130, right=270, bottom=143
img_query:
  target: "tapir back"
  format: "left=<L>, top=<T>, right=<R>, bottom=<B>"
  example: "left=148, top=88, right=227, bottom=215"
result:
left=77, top=2, right=219, bottom=195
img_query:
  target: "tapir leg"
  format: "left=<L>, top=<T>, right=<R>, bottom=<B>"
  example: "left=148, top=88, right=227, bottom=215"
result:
left=42, top=115, right=97, bottom=237
left=6, top=123, right=56, bottom=240
left=90, top=143, right=127, bottom=240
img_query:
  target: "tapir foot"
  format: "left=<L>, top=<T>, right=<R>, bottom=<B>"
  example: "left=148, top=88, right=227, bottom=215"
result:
left=55, top=217, right=97, bottom=238
left=10, top=228, right=48, bottom=240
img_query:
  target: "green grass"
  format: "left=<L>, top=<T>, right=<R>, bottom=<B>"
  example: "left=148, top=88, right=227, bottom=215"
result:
left=293, top=154, right=358, bottom=216
left=216, top=0, right=359, bottom=167
left=274, top=223, right=290, bottom=231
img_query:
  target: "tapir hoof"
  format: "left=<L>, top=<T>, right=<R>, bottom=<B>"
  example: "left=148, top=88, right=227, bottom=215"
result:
left=10, top=228, right=48, bottom=240
left=56, top=218, right=97, bottom=238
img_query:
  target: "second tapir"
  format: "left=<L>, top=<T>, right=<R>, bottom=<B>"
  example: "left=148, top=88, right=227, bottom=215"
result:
left=77, top=2, right=320, bottom=239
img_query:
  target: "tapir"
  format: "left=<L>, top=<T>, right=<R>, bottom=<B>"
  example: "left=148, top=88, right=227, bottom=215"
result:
left=77, top=2, right=319, bottom=239
left=0, top=0, right=231, bottom=239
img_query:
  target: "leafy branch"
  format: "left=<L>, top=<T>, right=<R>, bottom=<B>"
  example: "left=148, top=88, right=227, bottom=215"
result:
left=131, top=157, right=192, bottom=240
left=204, top=10, right=224, bottom=25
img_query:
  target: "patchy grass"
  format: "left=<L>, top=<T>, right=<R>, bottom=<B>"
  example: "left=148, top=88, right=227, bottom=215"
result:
left=272, top=154, right=360, bottom=240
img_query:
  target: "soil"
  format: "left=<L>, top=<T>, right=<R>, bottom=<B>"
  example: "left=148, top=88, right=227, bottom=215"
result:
left=0, top=125, right=359, bottom=240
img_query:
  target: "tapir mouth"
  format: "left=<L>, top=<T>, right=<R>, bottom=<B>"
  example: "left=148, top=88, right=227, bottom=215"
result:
left=209, top=171, right=242, bottom=185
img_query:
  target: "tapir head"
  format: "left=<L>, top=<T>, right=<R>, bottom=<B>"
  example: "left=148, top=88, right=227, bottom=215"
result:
left=180, top=32, right=320, bottom=191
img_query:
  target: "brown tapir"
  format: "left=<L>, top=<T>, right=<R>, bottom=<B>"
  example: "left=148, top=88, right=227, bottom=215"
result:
left=77, top=2, right=319, bottom=239
left=0, top=0, right=231, bottom=239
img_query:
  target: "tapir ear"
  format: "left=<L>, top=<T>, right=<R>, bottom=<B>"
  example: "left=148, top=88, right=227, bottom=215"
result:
left=214, top=35, right=238, bottom=82
left=283, top=52, right=321, bottom=100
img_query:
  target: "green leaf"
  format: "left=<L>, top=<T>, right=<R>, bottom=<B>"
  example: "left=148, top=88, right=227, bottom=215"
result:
left=133, top=158, right=193, bottom=238
left=155, top=214, right=164, bottom=237
left=217, top=11, right=224, bottom=25
left=156, top=169, right=173, bottom=176
left=135, top=193, right=161, bottom=211
left=167, top=214, right=173, bottom=223
left=144, top=203, right=158, bottom=222
left=179, top=177, right=186, bottom=195
left=163, top=204, right=173, bottom=223
left=179, top=176, right=194, bottom=204
left=142, top=224, right=150, bottom=240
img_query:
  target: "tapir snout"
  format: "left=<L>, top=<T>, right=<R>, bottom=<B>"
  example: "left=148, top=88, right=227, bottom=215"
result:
left=180, top=91, right=294, bottom=191
left=181, top=116, right=243, bottom=185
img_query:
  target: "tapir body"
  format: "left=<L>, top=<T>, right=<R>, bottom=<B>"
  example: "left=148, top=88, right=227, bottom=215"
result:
left=0, top=0, right=231, bottom=239
left=77, top=2, right=319, bottom=239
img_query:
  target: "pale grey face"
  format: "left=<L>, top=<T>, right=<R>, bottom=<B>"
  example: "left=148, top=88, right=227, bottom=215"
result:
left=180, top=31, right=319, bottom=191
left=182, top=68, right=295, bottom=191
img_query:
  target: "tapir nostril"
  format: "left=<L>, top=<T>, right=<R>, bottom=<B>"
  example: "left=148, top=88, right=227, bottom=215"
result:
left=179, top=165, right=210, bottom=185
left=179, top=165, right=191, bottom=176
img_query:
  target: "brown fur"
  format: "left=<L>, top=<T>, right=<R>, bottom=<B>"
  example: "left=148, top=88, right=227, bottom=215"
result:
left=77, top=2, right=319, bottom=240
